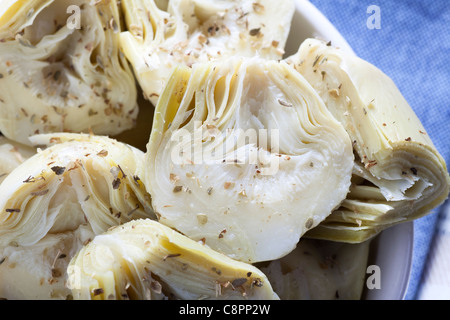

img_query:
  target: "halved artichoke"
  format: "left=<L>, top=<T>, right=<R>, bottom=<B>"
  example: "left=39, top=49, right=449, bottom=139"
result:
left=285, top=38, right=450, bottom=242
left=258, top=238, right=371, bottom=300
left=0, top=135, right=36, bottom=184
left=0, top=0, right=138, bottom=145
left=67, top=219, right=278, bottom=300
left=144, top=57, right=354, bottom=263
left=0, top=133, right=154, bottom=299
left=119, top=0, right=295, bottom=105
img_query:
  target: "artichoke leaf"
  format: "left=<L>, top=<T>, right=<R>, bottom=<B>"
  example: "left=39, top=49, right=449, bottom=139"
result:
left=67, top=219, right=278, bottom=300
left=144, top=57, right=354, bottom=263
left=0, top=133, right=155, bottom=299
left=285, top=38, right=450, bottom=242
left=0, top=132, right=155, bottom=246
left=119, top=0, right=295, bottom=105
left=0, top=0, right=138, bottom=145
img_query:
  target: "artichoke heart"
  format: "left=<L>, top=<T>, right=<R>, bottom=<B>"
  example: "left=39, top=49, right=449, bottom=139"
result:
left=144, top=57, right=354, bottom=263
left=67, top=219, right=278, bottom=300
left=0, top=133, right=154, bottom=299
left=285, top=38, right=450, bottom=242
left=258, top=238, right=371, bottom=300
left=0, top=0, right=138, bottom=145
left=119, top=0, right=295, bottom=105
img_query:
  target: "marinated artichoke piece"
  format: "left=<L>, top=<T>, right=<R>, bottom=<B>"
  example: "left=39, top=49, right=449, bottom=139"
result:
left=258, top=238, right=371, bottom=300
left=67, top=219, right=278, bottom=300
left=0, top=0, right=138, bottom=145
left=286, top=38, right=450, bottom=242
left=119, top=0, right=295, bottom=105
left=0, top=132, right=154, bottom=246
left=0, top=135, right=36, bottom=184
left=144, top=57, right=354, bottom=263
left=0, top=133, right=154, bottom=299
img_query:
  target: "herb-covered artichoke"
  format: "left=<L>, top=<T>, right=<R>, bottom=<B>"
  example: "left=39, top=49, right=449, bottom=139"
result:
left=0, top=133, right=154, bottom=299
left=67, top=219, right=278, bottom=300
left=144, top=57, right=354, bottom=263
left=119, top=0, right=295, bottom=105
left=0, top=0, right=138, bottom=145
left=0, top=135, right=36, bottom=184
left=286, top=38, right=450, bottom=242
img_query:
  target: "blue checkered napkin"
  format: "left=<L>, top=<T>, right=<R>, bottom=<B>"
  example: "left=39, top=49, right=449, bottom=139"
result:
left=308, top=0, right=450, bottom=300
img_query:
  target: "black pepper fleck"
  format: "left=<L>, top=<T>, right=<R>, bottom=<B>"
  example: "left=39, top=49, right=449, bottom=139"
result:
left=51, top=166, right=66, bottom=175
left=249, top=28, right=261, bottom=36
left=112, top=178, right=121, bottom=189
left=93, top=288, right=104, bottom=296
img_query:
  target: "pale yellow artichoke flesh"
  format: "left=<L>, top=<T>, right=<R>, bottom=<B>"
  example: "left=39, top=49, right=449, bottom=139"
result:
left=285, top=38, right=450, bottom=242
left=2, top=1, right=439, bottom=300
left=119, top=0, right=295, bottom=106
left=144, top=57, right=354, bottom=263
left=0, top=133, right=154, bottom=299
left=0, top=0, right=138, bottom=145
left=67, top=219, right=278, bottom=300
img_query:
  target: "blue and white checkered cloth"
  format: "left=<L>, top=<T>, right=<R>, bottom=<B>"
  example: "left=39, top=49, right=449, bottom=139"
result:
left=308, top=0, right=450, bottom=300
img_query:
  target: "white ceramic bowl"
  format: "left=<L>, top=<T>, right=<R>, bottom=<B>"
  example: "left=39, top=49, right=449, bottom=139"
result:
left=288, top=0, right=413, bottom=300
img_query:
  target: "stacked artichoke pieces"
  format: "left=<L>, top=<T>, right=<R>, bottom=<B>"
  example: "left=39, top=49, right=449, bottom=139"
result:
left=0, top=0, right=448, bottom=301
left=0, top=133, right=154, bottom=299
left=0, top=0, right=298, bottom=300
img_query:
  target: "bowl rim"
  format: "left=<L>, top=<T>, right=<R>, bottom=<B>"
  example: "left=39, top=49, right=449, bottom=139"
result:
left=286, top=0, right=356, bottom=56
